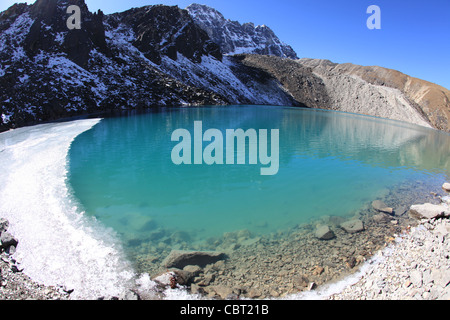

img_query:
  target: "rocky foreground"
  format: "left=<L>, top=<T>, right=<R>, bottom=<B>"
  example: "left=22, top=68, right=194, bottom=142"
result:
left=329, top=217, right=450, bottom=300
left=1, top=183, right=449, bottom=300
left=0, top=218, right=70, bottom=300
left=329, top=183, right=450, bottom=300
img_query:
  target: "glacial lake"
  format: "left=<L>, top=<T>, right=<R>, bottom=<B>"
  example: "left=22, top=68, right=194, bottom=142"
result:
left=68, top=106, right=450, bottom=253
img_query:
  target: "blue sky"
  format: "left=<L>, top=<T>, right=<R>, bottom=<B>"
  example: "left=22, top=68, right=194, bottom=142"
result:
left=2, top=0, right=449, bottom=89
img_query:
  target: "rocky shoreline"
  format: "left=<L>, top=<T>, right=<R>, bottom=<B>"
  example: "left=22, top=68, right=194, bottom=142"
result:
left=1, top=182, right=449, bottom=300
left=328, top=217, right=450, bottom=300
left=118, top=179, right=446, bottom=299
left=0, top=219, right=70, bottom=300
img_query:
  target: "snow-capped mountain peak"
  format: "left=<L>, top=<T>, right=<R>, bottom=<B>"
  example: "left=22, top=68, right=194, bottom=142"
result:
left=186, top=3, right=298, bottom=59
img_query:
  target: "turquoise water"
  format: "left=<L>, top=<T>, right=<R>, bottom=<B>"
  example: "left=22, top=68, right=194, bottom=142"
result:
left=68, top=106, right=450, bottom=247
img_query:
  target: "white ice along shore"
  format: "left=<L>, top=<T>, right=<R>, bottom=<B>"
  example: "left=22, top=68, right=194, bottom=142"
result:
left=0, top=119, right=135, bottom=299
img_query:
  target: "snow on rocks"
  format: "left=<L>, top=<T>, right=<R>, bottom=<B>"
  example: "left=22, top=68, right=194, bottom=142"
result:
left=330, top=218, right=450, bottom=300
left=409, top=203, right=450, bottom=220
left=0, top=217, right=70, bottom=300
left=442, top=183, right=450, bottom=193
left=330, top=194, right=450, bottom=300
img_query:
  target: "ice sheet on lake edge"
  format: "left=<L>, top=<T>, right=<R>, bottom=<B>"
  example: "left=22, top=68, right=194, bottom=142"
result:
left=0, top=119, right=136, bottom=299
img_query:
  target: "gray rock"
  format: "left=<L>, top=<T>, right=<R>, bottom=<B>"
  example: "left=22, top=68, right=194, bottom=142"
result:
left=196, top=273, right=215, bottom=286
left=308, top=282, right=317, bottom=291
left=434, top=224, right=450, bottom=238
left=410, top=270, right=423, bottom=288
left=0, top=232, right=18, bottom=249
left=293, top=275, right=309, bottom=288
left=340, top=220, right=364, bottom=234
left=239, top=237, right=260, bottom=247
left=442, top=183, right=450, bottom=193
left=162, top=250, right=226, bottom=269
left=0, top=218, right=9, bottom=234
left=211, top=285, right=234, bottom=299
left=183, top=265, right=203, bottom=277
left=373, top=213, right=393, bottom=223
left=172, top=268, right=195, bottom=286
left=409, top=203, right=450, bottom=220
left=314, top=225, right=335, bottom=240
left=372, top=200, right=394, bottom=214
left=247, top=288, right=262, bottom=298
left=329, top=216, right=450, bottom=301
left=190, top=283, right=205, bottom=295
left=6, top=245, right=16, bottom=255
left=394, top=205, right=408, bottom=216
left=119, top=290, right=140, bottom=300
left=152, top=271, right=177, bottom=287
left=431, top=269, right=450, bottom=288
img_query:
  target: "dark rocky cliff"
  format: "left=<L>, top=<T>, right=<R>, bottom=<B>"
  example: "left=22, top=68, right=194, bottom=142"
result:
left=114, top=5, right=222, bottom=64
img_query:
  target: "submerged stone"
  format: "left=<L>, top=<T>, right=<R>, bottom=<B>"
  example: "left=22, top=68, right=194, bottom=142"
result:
left=314, top=225, right=336, bottom=240
left=162, top=250, right=226, bottom=269
left=340, top=220, right=365, bottom=234
left=372, top=200, right=394, bottom=214
left=373, top=213, right=393, bottom=223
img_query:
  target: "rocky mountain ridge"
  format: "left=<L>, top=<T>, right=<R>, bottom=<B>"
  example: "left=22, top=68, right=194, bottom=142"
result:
left=0, top=0, right=449, bottom=133
left=237, top=55, right=450, bottom=131
left=186, top=3, right=298, bottom=59
left=298, top=58, right=450, bottom=132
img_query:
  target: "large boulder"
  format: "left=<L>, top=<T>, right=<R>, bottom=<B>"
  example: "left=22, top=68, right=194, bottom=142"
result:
left=162, top=250, right=226, bottom=269
left=409, top=203, right=450, bottom=220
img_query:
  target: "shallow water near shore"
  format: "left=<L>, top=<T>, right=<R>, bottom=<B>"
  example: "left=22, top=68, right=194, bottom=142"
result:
left=1, top=106, right=449, bottom=299
left=68, top=106, right=449, bottom=244
left=66, top=105, right=450, bottom=297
